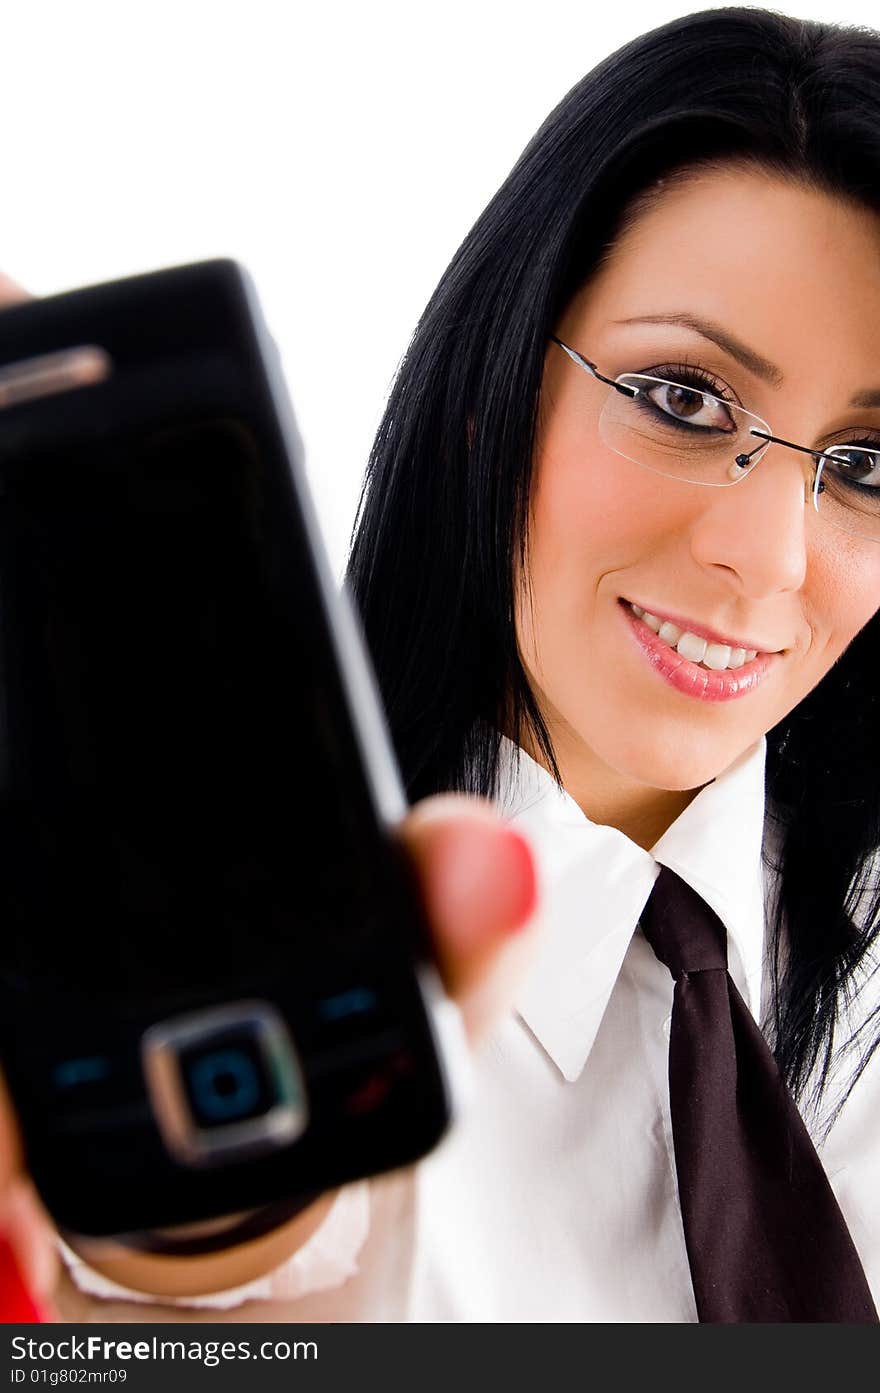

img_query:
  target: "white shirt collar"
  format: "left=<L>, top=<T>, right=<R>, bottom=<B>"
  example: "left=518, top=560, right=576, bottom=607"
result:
left=497, top=735, right=768, bottom=1083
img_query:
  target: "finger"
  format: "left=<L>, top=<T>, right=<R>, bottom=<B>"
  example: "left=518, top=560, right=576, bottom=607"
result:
left=2, top=1181, right=59, bottom=1302
left=0, top=1072, right=24, bottom=1200
left=0, top=273, right=31, bottom=307
left=0, top=1075, right=52, bottom=1320
left=398, top=795, right=539, bottom=1040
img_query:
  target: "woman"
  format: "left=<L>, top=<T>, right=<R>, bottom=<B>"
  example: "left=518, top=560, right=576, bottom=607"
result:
left=5, top=4, right=880, bottom=1321
left=344, top=1, right=880, bottom=1317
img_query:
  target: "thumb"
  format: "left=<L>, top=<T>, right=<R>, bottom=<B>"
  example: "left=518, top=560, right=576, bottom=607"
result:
left=398, top=794, right=539, bottom=1040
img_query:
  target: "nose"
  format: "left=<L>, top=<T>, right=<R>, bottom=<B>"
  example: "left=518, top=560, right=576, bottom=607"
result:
left=689, top=447, right=812, bottom=597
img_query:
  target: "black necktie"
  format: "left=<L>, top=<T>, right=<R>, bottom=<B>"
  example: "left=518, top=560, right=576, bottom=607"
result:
left=640, top=864, right=878, bottom=1323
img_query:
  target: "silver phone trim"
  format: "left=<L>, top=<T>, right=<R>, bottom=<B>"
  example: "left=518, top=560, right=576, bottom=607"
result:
left=141, top=999, right=309, bottom=1168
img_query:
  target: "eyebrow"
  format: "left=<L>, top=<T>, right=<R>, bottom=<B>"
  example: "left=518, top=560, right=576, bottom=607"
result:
left=613, top=312, right=880, bottom=409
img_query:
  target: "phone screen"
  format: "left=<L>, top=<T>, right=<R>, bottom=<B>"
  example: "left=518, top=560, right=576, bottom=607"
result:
left=0, top=412, right=405, bottom=1017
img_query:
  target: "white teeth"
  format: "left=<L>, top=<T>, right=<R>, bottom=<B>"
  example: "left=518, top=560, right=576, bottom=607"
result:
left=703, top=642, right=732, bottom=670
left=628, top=602, right=762, bottom=670
left=676, top=632, right=707, bottom=664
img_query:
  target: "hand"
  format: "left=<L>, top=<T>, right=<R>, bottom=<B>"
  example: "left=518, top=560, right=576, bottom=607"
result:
left=4, top=795, right=537, bottom=1312
left=0, top=275, right=29, bottom=308
left=0, top=1076, right=59, bottom=1321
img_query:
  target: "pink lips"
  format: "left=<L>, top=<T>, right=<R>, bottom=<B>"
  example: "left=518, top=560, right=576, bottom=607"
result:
left=620, top=602, right=776, bottom=701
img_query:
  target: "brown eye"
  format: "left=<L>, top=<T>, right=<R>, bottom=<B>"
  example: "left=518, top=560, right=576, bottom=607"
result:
left=827, top=447, right=880, bottom=483
left=664, top=385, right=703, bottom=419
left=643, top=380, right=735, bottom=431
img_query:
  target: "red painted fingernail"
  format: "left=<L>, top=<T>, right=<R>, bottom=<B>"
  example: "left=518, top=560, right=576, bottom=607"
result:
left=500, top=826, right=538, bottom=928
left=0, top=1236, right=45, bottom=1323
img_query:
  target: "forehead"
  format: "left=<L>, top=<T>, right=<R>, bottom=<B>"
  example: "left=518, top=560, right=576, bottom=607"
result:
left=566, top=166, right=880, bottom=382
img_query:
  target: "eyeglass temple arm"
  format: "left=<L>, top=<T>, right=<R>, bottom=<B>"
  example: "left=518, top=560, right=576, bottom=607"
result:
left=550, top=337, right=638, bottom=398
left=552, top=341, right=838, bottom=490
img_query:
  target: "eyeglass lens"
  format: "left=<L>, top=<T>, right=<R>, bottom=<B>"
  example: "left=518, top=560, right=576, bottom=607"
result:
left=600, top=373, right=880, bottom=542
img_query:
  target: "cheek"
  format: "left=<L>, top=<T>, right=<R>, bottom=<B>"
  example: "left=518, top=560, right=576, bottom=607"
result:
left=804, top=547, right=880, bottom=671
left=516, top=439, right=657, bottom=704
left=519, top=445, right=604, bottom=667
left=522, top=432, right=680, bottom=616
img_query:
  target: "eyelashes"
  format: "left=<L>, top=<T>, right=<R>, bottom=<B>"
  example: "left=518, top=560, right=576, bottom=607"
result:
left=639, top=359, right=734, bottom=401
left=634, top=360, right=880, bottom=450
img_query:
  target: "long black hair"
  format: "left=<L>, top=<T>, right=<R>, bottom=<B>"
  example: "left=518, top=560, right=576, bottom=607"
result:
left=346, top=6, right=880, bottom=1118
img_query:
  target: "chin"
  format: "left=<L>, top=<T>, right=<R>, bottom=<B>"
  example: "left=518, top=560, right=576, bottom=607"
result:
left=593, top=722, right=755, bottom=795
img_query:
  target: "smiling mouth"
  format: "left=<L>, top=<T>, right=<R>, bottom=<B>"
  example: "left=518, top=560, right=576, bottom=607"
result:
left=624, top=601, right=771, bottom=672
left=619, top=600, right=778, bottom=702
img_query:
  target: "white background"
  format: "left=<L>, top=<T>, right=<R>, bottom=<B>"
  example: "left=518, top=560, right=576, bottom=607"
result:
left=2, top=0, right=877, bottom=576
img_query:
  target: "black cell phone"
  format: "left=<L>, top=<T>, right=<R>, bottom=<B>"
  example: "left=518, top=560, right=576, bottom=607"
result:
left=0, top=261, right=463, bottom=1239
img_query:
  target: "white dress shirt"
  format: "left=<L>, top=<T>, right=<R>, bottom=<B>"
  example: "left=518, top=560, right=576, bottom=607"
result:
left=61, top=735, right=880, bottom=1322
